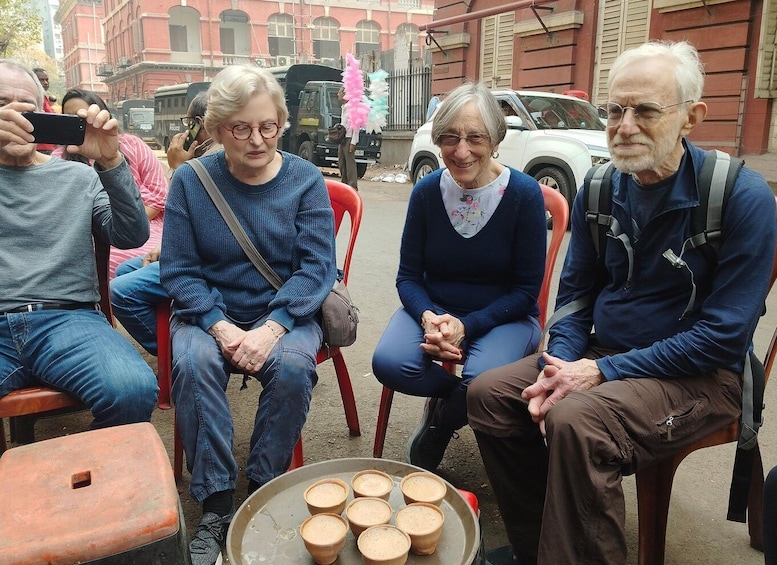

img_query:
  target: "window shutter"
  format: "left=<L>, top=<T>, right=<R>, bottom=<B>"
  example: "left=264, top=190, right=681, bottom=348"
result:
left=481, top=13, right=515, bottom=88
left=592, top=0, right=650, bottom=105
left=756, top=1, right=777, bottom=98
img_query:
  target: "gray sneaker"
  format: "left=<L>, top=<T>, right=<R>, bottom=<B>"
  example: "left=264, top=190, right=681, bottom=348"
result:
left=406, top=397, right=455, bottom=471
left=190, top=508, right=234, bottom=565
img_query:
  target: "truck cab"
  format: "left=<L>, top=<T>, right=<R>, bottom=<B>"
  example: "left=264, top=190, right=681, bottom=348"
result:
left=271, top=64, right=381, bottom=178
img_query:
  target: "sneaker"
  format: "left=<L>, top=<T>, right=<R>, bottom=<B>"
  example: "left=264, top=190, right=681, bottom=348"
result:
left=190, top=508, right=234, bottom=565
left=406, top=397, right=455, bottom=471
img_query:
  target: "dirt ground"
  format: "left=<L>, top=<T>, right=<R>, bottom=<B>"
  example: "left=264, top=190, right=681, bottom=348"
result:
left=6, top=162, right=775, bottom=565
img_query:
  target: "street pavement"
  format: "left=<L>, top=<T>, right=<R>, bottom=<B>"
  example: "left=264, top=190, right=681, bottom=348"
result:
left=8, top=155, right=777, bottom=564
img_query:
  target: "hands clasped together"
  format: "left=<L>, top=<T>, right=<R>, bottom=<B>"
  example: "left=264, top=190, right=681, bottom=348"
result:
left=419, top=310, right=466, bottom=362
left=523, top=352, right=605, bottom=435
left=208, top=320, right=287, bottom=374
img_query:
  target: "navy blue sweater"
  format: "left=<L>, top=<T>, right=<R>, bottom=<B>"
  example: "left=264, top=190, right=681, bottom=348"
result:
left=160, top=151, right=336, bottom=332
left=396, top=167, right=546, bottom=340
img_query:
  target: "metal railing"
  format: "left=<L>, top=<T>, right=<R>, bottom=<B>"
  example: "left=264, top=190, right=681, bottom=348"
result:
left=384, top=62, right=431, bottom=131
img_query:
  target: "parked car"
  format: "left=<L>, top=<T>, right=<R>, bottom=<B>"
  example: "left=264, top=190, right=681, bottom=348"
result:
left=407, top=90, right=611, bottom=209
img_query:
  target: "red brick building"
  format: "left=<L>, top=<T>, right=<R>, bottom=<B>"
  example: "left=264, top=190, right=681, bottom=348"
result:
left=425, top=0, right=776, bottom=155
left=56, top=0, right=435, bottom=105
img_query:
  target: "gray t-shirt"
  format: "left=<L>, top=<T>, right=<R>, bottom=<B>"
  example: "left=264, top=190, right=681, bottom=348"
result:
left=0, top=156, right=148, bottom=311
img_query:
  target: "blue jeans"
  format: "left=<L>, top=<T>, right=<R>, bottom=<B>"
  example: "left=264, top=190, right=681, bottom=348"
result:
left=371, top=307, right=541, bottom=430
left=170, top=313, right=322, bottom=502
left=0, top=309, right=158, bottom=427
left=110, top=258, right=168, bottom=355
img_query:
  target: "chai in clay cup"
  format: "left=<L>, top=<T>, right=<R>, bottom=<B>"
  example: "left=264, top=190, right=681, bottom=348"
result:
left=303, top=477, right=350, bottom=515
left=351, top=469, right=394, bottom=500
left=299, top=512, right=349, bottom=565
left=395, top=502, right=446, bottom=555
left=399, top=471, right=447, bottom=506
left=345, top=496, right=393, bottom=538
left=357, top=524, right=411, bottom=565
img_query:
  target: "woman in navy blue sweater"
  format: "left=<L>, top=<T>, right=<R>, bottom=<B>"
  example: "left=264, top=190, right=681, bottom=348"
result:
left=372, top=83, right=547, bottom=470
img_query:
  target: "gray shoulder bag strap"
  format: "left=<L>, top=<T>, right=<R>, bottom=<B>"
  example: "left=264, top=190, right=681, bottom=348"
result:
left=187, top=159, right=284, bottom=290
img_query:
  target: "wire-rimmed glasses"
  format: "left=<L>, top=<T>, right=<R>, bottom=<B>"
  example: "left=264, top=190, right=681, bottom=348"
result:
left=599, top=100, right=694, bottom=127
left=437, top=133, right=491, bottom=148
left=221, top=122, right=281, bottom=141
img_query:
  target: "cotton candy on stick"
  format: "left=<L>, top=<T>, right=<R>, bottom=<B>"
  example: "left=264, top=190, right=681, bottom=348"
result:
left=341, top=54, right=370, bottom=131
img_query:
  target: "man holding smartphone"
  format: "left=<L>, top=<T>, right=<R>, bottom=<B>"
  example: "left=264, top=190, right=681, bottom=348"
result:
left=0, top=59, right=158, bottom=430
left=32, top=67, right=57, bottom=154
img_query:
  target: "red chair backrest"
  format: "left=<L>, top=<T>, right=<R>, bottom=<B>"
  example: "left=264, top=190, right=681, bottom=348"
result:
left=539, top=184, right=569, bottom=329
left=324, top=179, right=363, bottom=285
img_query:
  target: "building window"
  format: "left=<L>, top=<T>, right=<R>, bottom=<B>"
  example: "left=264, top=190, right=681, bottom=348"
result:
left=268, top=13, right=294, bottom=57
left=313, top=17, right=340, bottom=61
left=355, top=20, right=380, bottom=58
left=170, top=25, right=188, bottom=52
left=168, top=6, right=202, bottom=55
left=219, top=10, right=250, bottom=58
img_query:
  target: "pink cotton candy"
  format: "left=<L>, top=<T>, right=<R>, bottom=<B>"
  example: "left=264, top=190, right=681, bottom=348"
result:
left=341, top=54, right=371, bottom=131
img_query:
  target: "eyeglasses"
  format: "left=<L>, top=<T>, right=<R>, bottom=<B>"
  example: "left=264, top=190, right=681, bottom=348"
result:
left=437, top=133, right=491, bottom=148
left=180, top=116, right=200, bottom=128
left=221, top=122, right=281, bottom=141
left=600, top=100, right=693, bottom=127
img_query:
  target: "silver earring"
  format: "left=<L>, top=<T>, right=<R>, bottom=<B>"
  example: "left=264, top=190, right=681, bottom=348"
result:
left=492, top=151, right=499, bottom=159
left=439, top=152, right=442, bottom=158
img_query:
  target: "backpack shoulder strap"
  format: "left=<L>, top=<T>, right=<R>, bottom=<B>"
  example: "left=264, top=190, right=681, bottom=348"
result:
left=585, top=161, right=616, bottom=262
left=543, top=162, right=614, bottom=334
left=688, top=149, right=744, bottom=260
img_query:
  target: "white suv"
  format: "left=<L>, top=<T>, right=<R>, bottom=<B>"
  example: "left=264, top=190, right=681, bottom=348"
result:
left=407, top=90, right=610, bottom=209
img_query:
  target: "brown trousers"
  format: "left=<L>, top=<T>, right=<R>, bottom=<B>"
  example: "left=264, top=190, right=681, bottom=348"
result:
left=467, top=349, right=742, bottom=565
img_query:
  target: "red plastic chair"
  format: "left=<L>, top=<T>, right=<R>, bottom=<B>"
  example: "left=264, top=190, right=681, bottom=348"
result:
left=372, top=184, right=570, bottom=457
left=0, top=234, right=114, bottom=454
left=161, top=179, right=363, bottom=479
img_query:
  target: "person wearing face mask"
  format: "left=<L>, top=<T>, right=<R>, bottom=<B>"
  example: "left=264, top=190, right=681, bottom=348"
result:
left=159, top=64, right=336, bottom=565
left=371, top=82, right=547, bottom=472
left=467, top=40, right=776, bottom=565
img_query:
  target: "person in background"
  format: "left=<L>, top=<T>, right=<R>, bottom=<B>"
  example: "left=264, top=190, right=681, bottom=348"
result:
left=160, top=64, right=336, bottom=565
left=371, top=82, right=547, bottom=472
left=0, top=59, right=158, bottom=432
left=337, top=86, right=359, bottom=190
left=467, top=40, right=776, bottom=565
left=111, top=91, right=219, bottom=355
left=32, top=67, right=57, bottom=154
left=57, top=88, right=167, bottom=278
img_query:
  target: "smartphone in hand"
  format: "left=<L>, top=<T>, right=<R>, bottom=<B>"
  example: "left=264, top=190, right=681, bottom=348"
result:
left=22, top=112, right=87, bottom=146
left=183, top=121, right=201, bottom=151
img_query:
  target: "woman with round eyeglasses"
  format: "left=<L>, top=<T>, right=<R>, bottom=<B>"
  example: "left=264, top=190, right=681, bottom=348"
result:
left=159, top=64, right=336, bottom=565
left=371, top=82, right=547, bottom=471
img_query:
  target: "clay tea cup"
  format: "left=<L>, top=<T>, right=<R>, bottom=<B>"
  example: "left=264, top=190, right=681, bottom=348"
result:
left=351, top=469, right=394, bottom=500
left=345, top=496, right=393, bottom=538
left=357, top=524, right=411, bottom=565
left=299, top=512, right=349, bottom=565
left=399, top=471, right=447, bottom=506
left=395, top=502, right=445, bottom=555
left=303, top=477, right=350, bottom=515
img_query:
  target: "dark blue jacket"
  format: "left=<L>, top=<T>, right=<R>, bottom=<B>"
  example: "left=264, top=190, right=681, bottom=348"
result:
left=548, top=139, right=776, bottom=380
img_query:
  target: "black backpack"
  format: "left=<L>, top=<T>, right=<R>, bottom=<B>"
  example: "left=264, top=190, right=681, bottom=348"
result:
left=545, top=150, right=762, bottom=523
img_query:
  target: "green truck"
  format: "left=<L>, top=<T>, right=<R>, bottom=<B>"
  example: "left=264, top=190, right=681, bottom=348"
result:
left=268, top=64, right=382, bottom=178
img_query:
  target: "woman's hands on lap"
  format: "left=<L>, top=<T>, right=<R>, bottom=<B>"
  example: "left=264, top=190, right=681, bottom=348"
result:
left=208, top=320, right=286, bottom=374
left=420, top=311, right=465, bottom=361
